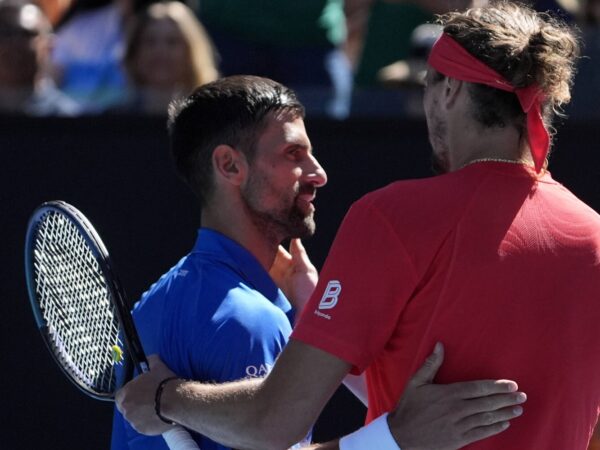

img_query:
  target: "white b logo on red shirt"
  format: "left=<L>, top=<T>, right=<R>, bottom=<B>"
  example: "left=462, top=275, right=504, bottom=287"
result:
left=318, top=280, right=342, bottom=310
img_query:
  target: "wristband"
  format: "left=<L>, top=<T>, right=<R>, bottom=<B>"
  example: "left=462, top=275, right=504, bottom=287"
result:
left=339, top=413, right=401, bottom=450
left=155, top=376, right=180, bottom=425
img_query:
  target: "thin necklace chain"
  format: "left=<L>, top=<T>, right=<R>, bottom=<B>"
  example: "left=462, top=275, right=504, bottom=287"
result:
left=461, top=157, right=530, bottom=169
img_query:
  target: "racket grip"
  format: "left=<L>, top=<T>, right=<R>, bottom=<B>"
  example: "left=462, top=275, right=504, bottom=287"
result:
left=162, top=426, right=201, bottom=450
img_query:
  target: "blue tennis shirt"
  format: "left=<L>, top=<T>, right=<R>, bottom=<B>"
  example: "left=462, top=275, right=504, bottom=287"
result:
left=111, top=228, right=295, bottom=450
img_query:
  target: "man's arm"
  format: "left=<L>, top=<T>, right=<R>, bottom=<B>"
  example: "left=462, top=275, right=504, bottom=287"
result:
left=116, top=342, right=526, bottom=450
left=268, top=239, right=369, bottom=407
left=118, top=340, right=351, bottom=450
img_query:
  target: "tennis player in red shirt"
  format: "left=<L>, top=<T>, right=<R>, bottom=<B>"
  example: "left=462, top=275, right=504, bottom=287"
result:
left=116, top=2, right=599, bottom=449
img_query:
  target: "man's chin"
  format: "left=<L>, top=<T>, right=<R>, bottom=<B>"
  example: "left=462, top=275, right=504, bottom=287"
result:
left=287, top=214, right=316, bottom=240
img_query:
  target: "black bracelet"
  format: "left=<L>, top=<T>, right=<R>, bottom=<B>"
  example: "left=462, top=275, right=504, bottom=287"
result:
left=154, top=376, right=181, bottom=425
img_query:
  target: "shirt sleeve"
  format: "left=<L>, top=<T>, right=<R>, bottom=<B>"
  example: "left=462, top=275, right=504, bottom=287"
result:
left=291, top=198, right=419, bottom=374
left=187, top=289, right=292, bottom=382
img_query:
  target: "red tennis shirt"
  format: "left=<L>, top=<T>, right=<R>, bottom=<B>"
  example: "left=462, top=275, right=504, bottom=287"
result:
left=292, top=161, right=600, bottom=449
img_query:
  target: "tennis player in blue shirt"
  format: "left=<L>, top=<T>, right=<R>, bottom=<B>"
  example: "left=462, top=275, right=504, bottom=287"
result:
left=111, top=75, right=326, bottom=449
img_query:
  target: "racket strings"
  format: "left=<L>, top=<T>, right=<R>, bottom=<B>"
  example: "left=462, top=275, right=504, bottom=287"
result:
left=33, top=211, right=122, bottom=395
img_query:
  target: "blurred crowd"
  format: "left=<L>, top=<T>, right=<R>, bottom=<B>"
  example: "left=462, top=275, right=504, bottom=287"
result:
left=0, top=0, right=598, bottom=118
left=2, top=0, right=600, bottom=448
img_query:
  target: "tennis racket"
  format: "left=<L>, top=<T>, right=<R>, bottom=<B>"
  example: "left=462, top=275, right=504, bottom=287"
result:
left=25, top=200, right=200, bottom=450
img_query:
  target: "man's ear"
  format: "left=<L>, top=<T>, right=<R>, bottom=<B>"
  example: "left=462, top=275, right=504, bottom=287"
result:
left=443, top=77, right=463, bottom=109
left=212, top=145, right=247, bottom=186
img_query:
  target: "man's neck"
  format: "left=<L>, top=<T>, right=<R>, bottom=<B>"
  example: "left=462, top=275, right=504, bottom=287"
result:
left=201, top=202, right=280, bottom=272
left=448, top=121, right=531, bottom=171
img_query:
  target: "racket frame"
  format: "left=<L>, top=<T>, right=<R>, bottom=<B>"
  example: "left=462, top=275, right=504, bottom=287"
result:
left=25, top=200, right=148, bottom=401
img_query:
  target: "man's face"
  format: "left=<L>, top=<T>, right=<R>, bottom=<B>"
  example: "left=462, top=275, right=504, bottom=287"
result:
left=240, top=112, right=328, bottom=242
left=133, top=17, right=189, bottom=89
left=423, top=68, right=450, bottom=174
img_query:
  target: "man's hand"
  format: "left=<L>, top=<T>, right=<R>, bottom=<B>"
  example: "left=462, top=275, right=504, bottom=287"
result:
left=389, top=343, right=527, bottom=450
left=269, top=239, right=318, bottom=315
left=116, top=355, right=178, bottom=435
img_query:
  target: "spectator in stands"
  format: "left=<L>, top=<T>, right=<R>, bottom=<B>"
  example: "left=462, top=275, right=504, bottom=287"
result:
left=353, top=0, right=476, bottom=88
left=378, top=23, right=442, bottom=89
left=116, top=1, right=218, bottom=115
left=50, top=0, right=135, bottom=111
left=374, top=23, right=442, bottom=118
left=347, top=1, right=475, bottom=117
left=372, top=0, right=575, bottom=93
left=196, top=0, right=352, bottom=119
left=0, top=0, right=81, bottom=115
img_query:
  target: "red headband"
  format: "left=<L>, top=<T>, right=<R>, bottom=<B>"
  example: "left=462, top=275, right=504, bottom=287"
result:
left=427, top=33, right=548, bottom=173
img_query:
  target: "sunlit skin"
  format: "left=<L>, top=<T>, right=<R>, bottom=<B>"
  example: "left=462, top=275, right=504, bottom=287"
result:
left=241, top=112, right=328, bottom=245
left=201, top=111, right=327, bottom=272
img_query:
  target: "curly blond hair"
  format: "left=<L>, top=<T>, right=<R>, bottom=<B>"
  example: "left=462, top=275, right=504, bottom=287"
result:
left=437, top=1, right=579, bottom=130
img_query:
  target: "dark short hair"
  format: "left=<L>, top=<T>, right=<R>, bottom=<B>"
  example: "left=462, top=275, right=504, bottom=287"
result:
left=168, top=75, right=305, bottom=206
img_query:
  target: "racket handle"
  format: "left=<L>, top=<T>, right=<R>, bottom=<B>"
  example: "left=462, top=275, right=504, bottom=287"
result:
left=162, top=427, right=201, bottom=450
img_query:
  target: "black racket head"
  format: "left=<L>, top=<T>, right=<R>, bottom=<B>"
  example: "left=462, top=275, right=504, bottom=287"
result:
left=24, top=201, right=128, bottom=400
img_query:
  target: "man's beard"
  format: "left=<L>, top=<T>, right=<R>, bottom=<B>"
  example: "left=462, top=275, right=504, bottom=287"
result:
left=241, top=176, right=316, bottom=243
left=431, top=152, right=450, bottom=175
left=427, top=113, right=450, bottom=175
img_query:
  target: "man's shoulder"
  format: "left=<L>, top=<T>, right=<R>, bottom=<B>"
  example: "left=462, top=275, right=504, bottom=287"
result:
left=338, top=173, right=481, bottom=262
left=544, top=180, right=600, bottom=233
left=135, top=247, right=282, bottom=324
left=354, top=173, right=465, bottom=220
left=137, top=252, right=246, bottom=306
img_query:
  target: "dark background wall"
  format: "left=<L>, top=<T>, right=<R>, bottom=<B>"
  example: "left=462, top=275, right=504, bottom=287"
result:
left=2, top=115, right=598, bottom=449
